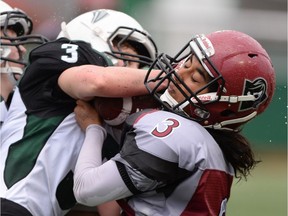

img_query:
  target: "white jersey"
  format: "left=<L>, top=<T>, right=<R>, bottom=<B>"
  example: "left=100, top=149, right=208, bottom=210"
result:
left=0, top=88, right=83, bottom=215
left=113, top=110, right=235, bottom=215
left=73, top=109, right=235, bottom=215
left=0, top=99, right=7, bottom=127
left=0, top=38, right=112, bottom=216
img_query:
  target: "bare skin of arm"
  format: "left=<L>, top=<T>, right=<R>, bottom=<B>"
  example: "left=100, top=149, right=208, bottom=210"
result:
left=58, top=65, right=164, bottom=100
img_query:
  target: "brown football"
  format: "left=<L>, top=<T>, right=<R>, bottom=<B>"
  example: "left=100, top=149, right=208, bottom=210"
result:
left=94, top=95, right=160, bottom=126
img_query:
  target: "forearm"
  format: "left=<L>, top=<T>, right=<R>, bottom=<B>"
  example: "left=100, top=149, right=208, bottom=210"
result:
left=74, top=124, right=131, bottom=206
left=58, top=65, right=163, bottom=100
left=74, top=124, right=106, bottom=205
left=74, top=125, right=105, bottom=179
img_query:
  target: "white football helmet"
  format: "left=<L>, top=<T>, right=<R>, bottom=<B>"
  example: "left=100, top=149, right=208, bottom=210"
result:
left=0, top=1, right=48, bottom=76
left=57, top=9, right=157, bottom=67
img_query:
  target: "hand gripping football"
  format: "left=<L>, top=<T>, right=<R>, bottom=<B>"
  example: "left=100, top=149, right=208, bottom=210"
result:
left=94, top=95, right=160, bottom=126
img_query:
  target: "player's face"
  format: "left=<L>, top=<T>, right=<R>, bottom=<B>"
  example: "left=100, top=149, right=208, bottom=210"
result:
left=113, top=43, right=140, bottom=69
left=0, top=28, right=27, bottom=78
left=168, top=55, right=211, bottom=102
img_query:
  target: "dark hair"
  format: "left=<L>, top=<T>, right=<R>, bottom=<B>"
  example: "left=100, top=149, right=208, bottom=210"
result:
left=206, top=128, right=260, bottom=180
left=112, top=36, right=152, bottom=68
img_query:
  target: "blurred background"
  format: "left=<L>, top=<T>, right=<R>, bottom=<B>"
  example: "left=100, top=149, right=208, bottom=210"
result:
left=4, top=0, right=287, bottom=215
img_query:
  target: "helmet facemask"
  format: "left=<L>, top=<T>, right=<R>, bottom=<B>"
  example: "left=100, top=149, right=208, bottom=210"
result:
left=145, top=34, right=225, bottom=121
left=1, top=10, right=48, bottom=67
left=106, top=26, right=157, bottom=68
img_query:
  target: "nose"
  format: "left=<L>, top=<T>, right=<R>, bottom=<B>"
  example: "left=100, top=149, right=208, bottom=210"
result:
left=19, top=45, right=27, bottom=54
left=116, top=59, right=125, bottom=67
left=170, top=72, right=181, bottom=87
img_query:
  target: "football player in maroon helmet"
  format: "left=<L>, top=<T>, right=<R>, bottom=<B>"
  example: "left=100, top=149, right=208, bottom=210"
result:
left=73, top=30, right=276, bottom=215
left=145, top=30, right=275, bottom=131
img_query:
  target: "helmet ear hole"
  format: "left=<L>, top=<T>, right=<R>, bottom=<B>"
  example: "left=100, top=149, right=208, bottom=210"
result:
left=9, top=23, right=25, bottom=36
left=220, top=109, right=236, bottom=117
left=248, top=53, right=258, bottom=58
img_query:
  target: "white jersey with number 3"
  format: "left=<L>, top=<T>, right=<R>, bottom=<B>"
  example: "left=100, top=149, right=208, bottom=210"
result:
left=0, top=38, right=112, bottom=216
left=112, top=109, right=235, bottom=215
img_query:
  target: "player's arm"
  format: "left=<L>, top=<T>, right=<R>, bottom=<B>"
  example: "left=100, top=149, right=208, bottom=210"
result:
left=73, top=101, right=132, bottom=205
left=74, top=101, right=170, bottom=206
left=58, top=65, right=165, bottom=100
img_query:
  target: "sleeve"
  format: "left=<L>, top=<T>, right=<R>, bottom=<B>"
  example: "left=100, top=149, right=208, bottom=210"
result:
left=18, top=38, right=112, bottom=117
left=73, top=124, right=132, bottom=206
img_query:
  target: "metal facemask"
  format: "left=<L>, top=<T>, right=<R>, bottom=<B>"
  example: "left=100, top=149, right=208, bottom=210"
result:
left=106, top=26, right=158, bottom=68
left=1, top=10, right=48, bottom=67
left=144, top=34, right=225, bottom=121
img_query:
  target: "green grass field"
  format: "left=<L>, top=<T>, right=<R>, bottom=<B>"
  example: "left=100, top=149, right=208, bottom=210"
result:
left=227, top=151, right=287, bottom=216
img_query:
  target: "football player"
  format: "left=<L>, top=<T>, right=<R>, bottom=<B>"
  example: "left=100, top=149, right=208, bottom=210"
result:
left=0, top=1, right=47, bottom=127
left=73, top=30, right=276, bottom=215
left=0, top=9, right=163, bottom=216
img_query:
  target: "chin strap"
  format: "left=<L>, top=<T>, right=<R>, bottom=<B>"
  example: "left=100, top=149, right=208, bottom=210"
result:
left=160, top=89, right=189, bottom=111
left=204, top=111, right=258, bottom=132
left=195, top=92, right=256, bottom=103
left=160, top=89, right=258, bottom=131
left=1, top=45, right=24, bottom=76
left=1, top=61, right=23, bottom=86
left=161, top=91, right=256, bottom=108
left=1, top=65, right=23, bottom=75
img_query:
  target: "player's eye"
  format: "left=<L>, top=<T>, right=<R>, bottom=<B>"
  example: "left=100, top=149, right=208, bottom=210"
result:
left=183, top=59, right=192, bottom=69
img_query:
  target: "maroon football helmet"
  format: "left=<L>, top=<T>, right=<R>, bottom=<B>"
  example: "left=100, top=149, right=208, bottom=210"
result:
left=145, top=30, right=276, bottom=131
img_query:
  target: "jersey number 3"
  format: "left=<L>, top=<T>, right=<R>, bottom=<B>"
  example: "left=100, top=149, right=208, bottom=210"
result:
left=61, top=44, right=79, bottom=63
left=151, top=118, right=180, bottom=138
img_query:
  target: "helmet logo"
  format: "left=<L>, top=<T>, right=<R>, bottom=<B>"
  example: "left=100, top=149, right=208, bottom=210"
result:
left=240, top=78, right=268, bottom=111
left=91, top=10, right=108, bottom=23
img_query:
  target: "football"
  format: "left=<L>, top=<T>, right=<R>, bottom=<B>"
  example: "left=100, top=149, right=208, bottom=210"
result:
left=94, top=94, right=160, bottom=127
